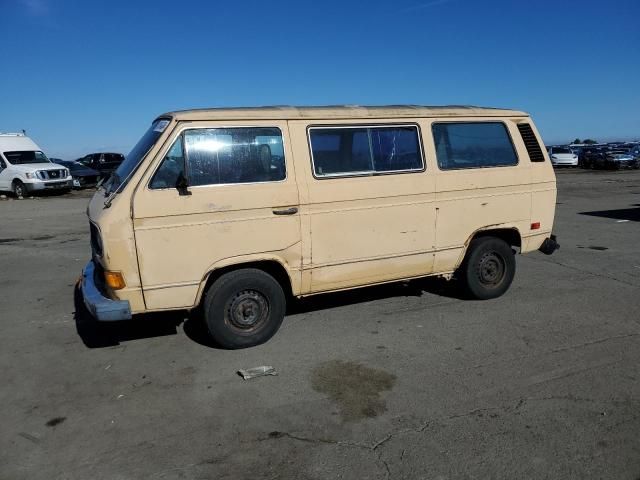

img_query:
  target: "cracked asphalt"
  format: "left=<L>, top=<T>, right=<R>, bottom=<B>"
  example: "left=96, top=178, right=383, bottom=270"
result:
left=1, top=169, right=639, bottom=479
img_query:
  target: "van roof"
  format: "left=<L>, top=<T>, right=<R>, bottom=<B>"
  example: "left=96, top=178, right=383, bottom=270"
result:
left=0, top=134, right=41, bottom=152
left=161, top=105, right=529, bottom=121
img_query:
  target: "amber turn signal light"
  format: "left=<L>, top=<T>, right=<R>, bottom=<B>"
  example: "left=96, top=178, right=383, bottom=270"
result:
left=104, top=271, right=126, bottom=290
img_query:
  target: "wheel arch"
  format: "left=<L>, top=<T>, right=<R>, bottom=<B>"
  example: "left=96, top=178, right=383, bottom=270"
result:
left=194, top=257, right=296, bottom=308
left=457, top=226, right=522, bottom=269
left=468, top=227, right=522, bottom=249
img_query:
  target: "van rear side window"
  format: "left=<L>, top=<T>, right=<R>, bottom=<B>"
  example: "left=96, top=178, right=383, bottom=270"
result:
left=309, top=125, right=423, bottom=177
left=432, top=122, right=518, bottom=170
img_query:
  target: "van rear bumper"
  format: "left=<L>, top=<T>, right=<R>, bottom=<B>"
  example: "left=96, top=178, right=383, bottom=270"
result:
left=539, top=234, right=560, bottom=255
left=81, top=260, right=132, bottom=321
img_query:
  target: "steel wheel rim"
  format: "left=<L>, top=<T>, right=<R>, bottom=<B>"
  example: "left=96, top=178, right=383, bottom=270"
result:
left=225, top=290, right=269, bottom=332
left=478, top=251, right=506, bottom=287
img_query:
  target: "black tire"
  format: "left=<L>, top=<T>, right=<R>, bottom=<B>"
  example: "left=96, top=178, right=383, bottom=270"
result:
left=459, top=237, right=516, bottom=300
left=12, top=180, right=26, bottom=198
left=203, top=268, right=286, bottom=349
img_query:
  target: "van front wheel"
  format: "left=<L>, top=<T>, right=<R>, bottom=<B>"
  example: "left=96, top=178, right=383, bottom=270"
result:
left=203, top=268, right=286, bottom=349
left=459, top=237, right=515, bottom=300
left=12, top=180, right=26, bottom=198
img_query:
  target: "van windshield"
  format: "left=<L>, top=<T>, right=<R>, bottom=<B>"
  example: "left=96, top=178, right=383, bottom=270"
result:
left=4, top=151, right=50, bottom=165
left=104, top=119, right=170, bottom=195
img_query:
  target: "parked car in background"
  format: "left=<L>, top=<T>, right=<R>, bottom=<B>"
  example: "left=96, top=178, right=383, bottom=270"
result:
left=0, top=133, right=72, bottom=197
left=580, top=147, right=606, bottom=169
left=583, top=148, right=638, bottom=170
left=77, top=152, right=124, bottom=179
left=54, top=159, right=100, bottom=189
left=599, top=150, right=639, bottom=170
left=547, top=146, right=578, bottom=167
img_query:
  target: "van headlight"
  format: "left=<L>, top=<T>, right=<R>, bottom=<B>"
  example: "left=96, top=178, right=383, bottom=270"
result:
left=24, top=172, right=36, bottom=179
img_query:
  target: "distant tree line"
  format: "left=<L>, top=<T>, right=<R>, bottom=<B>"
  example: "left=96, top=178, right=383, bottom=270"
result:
left=572, top=138, right=598, bottom=144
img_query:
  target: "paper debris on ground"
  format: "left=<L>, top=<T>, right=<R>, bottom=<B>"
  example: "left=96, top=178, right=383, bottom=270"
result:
left=237, top=366, right=278, bottom=380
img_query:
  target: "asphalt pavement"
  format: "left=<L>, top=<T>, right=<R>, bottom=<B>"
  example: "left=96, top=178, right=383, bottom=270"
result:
left=1, top=169, right=639, bottom=479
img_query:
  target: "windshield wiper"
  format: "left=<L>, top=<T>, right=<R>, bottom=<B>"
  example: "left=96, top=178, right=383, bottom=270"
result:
left=103, top=173, right=121, bottom=208
left=105, top=173, right=119, bottom=194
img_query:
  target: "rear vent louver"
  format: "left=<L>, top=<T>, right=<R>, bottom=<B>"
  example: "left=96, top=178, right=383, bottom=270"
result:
left=517, top=123, right=545, bottom=162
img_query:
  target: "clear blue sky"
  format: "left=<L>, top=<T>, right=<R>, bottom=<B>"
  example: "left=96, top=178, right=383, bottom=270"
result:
left=1, top=0, right=638, bottom=158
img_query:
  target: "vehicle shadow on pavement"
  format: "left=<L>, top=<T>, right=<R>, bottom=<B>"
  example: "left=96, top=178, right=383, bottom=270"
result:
left=579, top=206, right=640, bottom=222
left=73, top=285, right=186, bottom=348
left=288, top=276, right=467, bottom=315
left=73, top=277, right=466, bottom=349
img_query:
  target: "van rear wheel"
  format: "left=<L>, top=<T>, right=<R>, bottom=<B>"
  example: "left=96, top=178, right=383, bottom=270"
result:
left=459, top=237, right=515, bottom=300
left=203, top=268, right=286, bottom=349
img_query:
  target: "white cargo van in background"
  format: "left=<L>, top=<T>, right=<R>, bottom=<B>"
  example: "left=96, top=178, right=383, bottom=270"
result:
left=0, top=133, right=72, bottom=197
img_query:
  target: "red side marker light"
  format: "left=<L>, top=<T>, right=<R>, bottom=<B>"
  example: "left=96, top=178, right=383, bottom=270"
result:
left=531, top=222, right=541, bottom=230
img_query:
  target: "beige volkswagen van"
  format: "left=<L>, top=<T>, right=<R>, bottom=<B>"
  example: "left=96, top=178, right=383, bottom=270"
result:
left=81, top=105, right=558, bottom=348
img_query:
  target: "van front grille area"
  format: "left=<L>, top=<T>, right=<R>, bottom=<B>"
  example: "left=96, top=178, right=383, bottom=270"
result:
left=517, top=123, right=545, bottom=162
left=90, top=222, right=103, bottom=257
left=43, top=169, right=66, bottom=179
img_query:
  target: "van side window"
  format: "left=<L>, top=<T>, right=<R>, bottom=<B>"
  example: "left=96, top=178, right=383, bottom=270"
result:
left=184, top=127, right=285, bottom=186
left=432, top=122, right=518, bottom=170
left=309, top=125, right=423, bottom=177
left=150, top=136, right=185, bottom=189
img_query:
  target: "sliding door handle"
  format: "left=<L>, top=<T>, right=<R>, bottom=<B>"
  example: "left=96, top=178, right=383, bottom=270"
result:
left=272, top=207, right=298, bottom=215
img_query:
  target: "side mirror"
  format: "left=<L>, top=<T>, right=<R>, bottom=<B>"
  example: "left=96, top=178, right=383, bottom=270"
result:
left=176, top=172, right=191, bottom=196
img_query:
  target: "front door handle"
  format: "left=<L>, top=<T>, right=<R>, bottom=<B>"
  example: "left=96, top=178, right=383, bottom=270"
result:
left=272, top=207, right=298, bottom=215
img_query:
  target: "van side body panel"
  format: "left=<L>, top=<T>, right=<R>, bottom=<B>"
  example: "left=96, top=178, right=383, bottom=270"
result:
left=130, top=120, right=302, bottom=310
left=427, top=118, right=534, bottom=272
left=288, top=119, right=436, bottom=293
